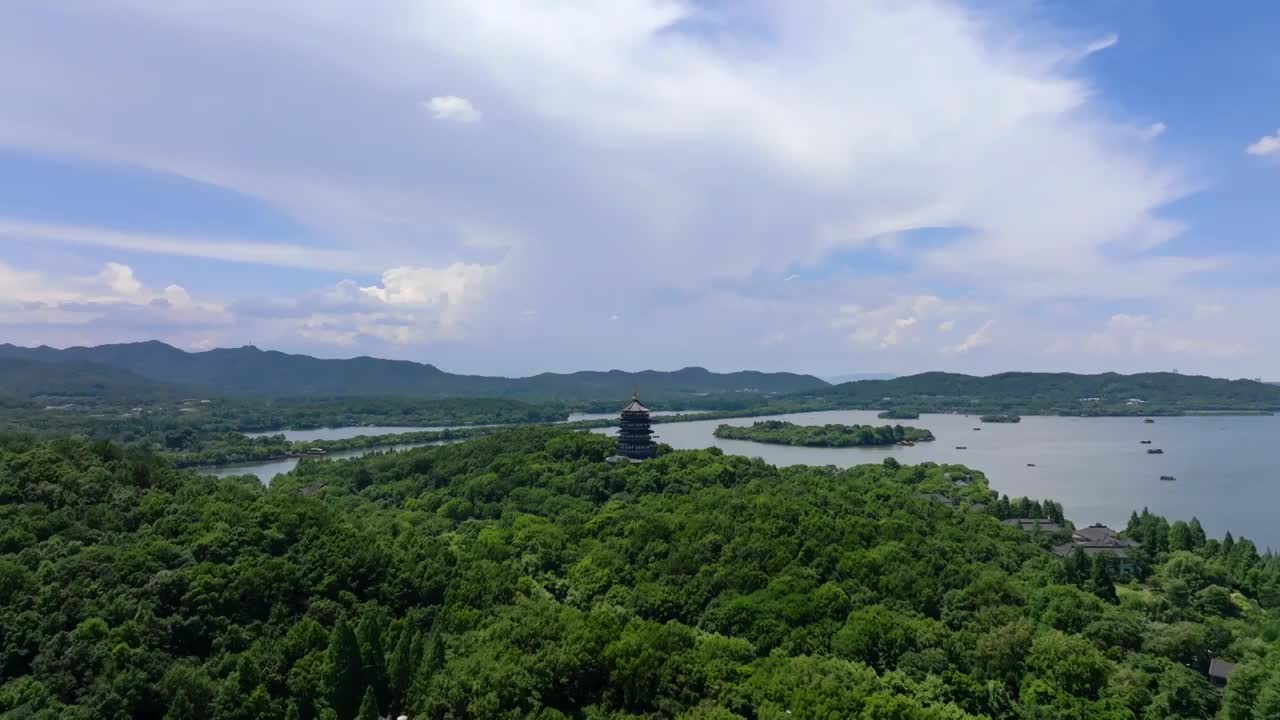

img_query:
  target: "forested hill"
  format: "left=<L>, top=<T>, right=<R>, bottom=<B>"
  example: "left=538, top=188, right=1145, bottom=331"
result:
left=2, top=428, right=1279, bottom=718
left=806, top=370, right=1280, bottom=413
left=0, top=341, right=828, bottom=403
left=0, top=358, right=190, bottom=405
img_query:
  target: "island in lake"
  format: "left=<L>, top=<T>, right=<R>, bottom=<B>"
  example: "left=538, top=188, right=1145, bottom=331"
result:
left=877, top=408, right=921, bottom=419
left=980, top=414, right=1022, bottom=423
left=713, top=420, right=934, bottom=447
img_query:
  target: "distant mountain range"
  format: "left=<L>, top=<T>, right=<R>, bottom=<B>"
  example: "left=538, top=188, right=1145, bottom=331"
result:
left=823, top=372, right=896, bottom=384
left=2, top=342, right=1276, bottom=413
left=811, top=370, right=1280, bottom=412
left=0, top=341, right=830, bottom=404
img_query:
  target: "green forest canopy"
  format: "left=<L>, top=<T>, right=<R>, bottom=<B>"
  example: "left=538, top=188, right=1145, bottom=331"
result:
left=713, top=420, right=935, bottom=447
left=3, top=427, right=1280, bottom=719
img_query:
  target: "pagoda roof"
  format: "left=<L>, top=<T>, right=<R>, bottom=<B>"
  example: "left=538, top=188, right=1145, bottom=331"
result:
left=622, top=387, right=650, bottom=413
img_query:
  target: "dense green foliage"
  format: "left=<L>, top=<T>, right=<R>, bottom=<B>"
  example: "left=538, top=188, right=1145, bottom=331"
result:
left=0, top=342, right=828, bottom=403
left=3, top=392, right=565, bottom=438
left=0, top=359, right=187, bottom=405
left=878, top=409, right=921, bottom=420
left=807, top=371, right=1280, bottom=415
left=4, top=428, right=1280, bottom=719
left=713, top=420, right=934, bottom=447
left=161, top=428, right=493, bottom=468
left=980, top=415, right=1022, bottom=424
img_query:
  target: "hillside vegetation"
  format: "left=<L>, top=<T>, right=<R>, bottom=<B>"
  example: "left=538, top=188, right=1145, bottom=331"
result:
left=0, top=359, right=189, bottom=405
left=2, top=428, right=1279, bottom=719
left=809, top=371, right=1280, bottom=414
left=713, top=420, right=935, bottom=447
left=0, top=342, right=828, bottom=403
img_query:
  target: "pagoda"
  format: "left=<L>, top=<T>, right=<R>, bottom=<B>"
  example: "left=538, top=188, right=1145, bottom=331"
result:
left=614, top=387, right=656, bottom=461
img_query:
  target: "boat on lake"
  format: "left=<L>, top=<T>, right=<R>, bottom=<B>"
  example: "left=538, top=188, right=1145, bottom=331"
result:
left=1144, top=418, right=1155, bottom=423
left=955, top=445, right=968, bottom=450
left=1140, top=440, right=1152, bottom=444
left=1160, top=475, right=1176, bottom=481
left=1147, top=448, right=1164, bottom=454
left=1027, top=463, right=1036, bottom=467
left=973, top=427, right=981, bottom=431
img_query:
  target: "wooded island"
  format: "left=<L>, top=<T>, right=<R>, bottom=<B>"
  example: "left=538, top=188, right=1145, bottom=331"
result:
left=714, top=420, right=935, bottom=447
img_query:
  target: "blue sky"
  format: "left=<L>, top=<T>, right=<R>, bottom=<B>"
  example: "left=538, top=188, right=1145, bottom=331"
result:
left=0, top=1, right=1277, bottom=377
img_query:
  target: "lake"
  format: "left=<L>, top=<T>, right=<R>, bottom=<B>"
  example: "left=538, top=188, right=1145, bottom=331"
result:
left=209, top=410, right=1279, bottom=549
left=245, top=425, right=478, bottom=441
left=242, top=412, right=686, bottom=442
left=601, top=410, right=1279, bottom=550
left=203, top=440, right=446, bottom=480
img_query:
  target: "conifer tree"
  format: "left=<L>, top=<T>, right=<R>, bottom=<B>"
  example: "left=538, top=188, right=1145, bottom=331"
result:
left=388, top=626, right=419, bottom=712
left=357, top=615, right=390, bottom=711
left=358, top=687, right=379, bottom=720
left=1188, top=517, right=1207, bottom=547
left=1068, top=548, right=1091, bottom=586
left=1089, top=557, right=1117, bottom=603
left=327, top=618, right=365, bottom=720
left=408, top=616, right=447, bottom=712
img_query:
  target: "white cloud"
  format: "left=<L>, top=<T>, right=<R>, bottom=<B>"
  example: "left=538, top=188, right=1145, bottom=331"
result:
left=1246, top=129, right=1280, bottom=157
left=425, top=95, right=482, bottom=123
left=835, top=294, right=982, bottom=352
left=1081, top=33, right=1119, bottom=57
left=0, top=260, right=228, bottom=333
left=0, top=2, right=1265, bottom=373
left=0, top=219, right=383, bottom=273
left=944, top=320, right=994, bottom=354
left=359, top=263, right=493, bottom=308
left=99, top=262, right=142, bottom=296
left=1139, top=122, right=1167, bottom=141
left=1085, top=313, right=1247, bottom=358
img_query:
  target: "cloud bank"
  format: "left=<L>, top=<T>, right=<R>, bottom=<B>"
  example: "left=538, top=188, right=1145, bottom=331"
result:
left=0, top=1, right=1263, bottom=375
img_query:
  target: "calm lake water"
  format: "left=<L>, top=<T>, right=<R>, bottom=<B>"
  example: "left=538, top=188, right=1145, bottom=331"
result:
left=210, top=410, right=1278, bottom=549
left=246, top=425, right=471, bottom=441
left=244, top=412, right=688, bottom=441
left=203, top=441, right=445, bottom=480
left=599, top=410, right=1279, bottom=550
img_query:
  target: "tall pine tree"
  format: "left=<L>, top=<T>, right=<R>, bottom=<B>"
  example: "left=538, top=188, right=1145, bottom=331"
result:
left=388, top=626, right=419, bottom=713
left=1089, top=556, right=1117, bottom=603
left=327, top=618, right=365, bottom=720
left=357, top=615, right=390, bottom=712
left=1067, top=547, right=1092, bottom=586
left=408, top=616, right=447, bottom=712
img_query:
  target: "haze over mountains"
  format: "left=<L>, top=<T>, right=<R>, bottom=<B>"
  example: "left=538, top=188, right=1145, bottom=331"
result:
left=0, top=341, right=829, bottom=403
left=3, top=341, right=1279, bottom=413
